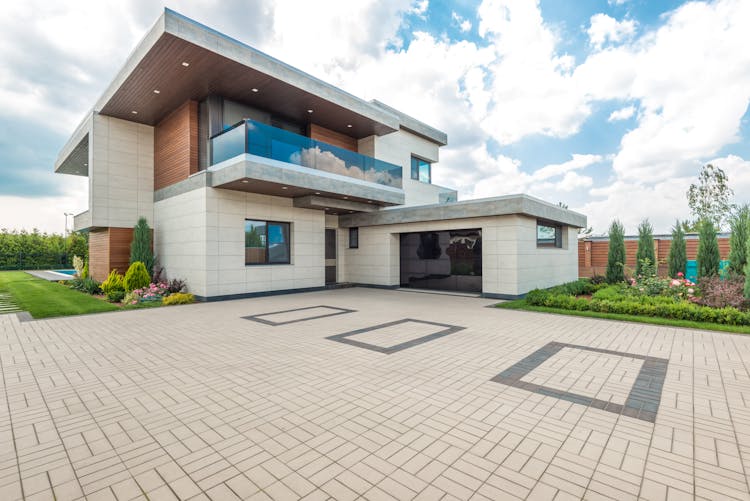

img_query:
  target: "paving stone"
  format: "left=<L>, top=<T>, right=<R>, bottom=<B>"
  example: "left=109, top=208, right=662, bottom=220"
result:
left=1, top=288, right=750, bottom=500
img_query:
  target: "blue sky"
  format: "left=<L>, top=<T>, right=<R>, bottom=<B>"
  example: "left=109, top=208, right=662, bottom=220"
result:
left=0, top=0, right=748, bottom=234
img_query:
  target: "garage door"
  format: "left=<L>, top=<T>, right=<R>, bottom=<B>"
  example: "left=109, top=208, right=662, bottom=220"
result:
left=399, top=229, right=482, bottom=293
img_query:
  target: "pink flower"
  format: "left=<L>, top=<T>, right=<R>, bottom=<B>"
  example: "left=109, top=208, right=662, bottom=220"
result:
left=677, top=272, right=684, bottom=277
left=688, top=288, right=694, bottom=294
left=671, top=279, right=680, bottom=286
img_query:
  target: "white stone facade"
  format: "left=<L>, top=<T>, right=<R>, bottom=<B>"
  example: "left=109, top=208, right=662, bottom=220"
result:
left=89, top=115, right=154, bottom=228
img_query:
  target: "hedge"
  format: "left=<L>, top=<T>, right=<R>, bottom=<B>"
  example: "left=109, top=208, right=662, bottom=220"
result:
left=525, top=288, right=750, bottom=326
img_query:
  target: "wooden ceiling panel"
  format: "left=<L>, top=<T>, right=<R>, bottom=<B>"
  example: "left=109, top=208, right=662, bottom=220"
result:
left=99, top=34, right=392, bottom=138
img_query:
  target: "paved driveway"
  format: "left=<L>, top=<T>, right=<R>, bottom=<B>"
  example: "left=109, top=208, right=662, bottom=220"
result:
left=1, top=288, right=749, bottom=500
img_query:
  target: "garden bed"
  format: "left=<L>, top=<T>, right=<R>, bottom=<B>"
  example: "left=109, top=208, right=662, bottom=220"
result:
left=497, top=275, right=750, bottom=334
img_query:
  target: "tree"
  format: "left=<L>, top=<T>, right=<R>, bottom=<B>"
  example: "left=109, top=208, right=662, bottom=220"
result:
left=130, top=217, right=154, bottom=277
left=728, top=205, right=750, bottom=275
left=66, top=232, right=88, bottom=261
left=606, top=220, right=626, bottom=284
left=635, top=219, right=655, bottom=276
left=696, top=219, right=720, bottom=278
left=668, top=221, right=687, bottom=278
left=686, top=163, right=735, bottom=230
left=745, top=232, right=750, bottom=299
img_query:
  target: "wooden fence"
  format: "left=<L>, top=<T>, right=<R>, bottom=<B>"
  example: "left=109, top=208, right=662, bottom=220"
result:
left=578, top=237, right=731, bottom=278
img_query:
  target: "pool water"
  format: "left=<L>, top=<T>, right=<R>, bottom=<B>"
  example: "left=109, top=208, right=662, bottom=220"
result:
left=53, top=269, right=76, bottom=275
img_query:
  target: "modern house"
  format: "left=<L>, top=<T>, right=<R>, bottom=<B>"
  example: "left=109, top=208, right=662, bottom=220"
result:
left=54, top=9, right=586, bottom=300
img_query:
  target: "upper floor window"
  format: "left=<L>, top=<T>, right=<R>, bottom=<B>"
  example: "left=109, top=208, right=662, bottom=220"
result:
left=411, top=156, right=431, bottom=184
left=537, top=221, right=562, bottom=248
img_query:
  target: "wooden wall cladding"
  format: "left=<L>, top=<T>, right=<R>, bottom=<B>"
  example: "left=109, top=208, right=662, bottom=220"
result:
left=89, top=229, right=110, bottom=282
left=154, top=100, right=198, bottom=190
left=308, top=123, right=357, bottom=152
left=109, top=228, right=135, bottom=277
left=88, top=227, right=136, bottom=281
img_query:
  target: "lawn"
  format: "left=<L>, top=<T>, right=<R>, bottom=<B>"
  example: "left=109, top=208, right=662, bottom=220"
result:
left=0, top=271, right=119, bottom=319
left=496, top=298, right=750, bottom=335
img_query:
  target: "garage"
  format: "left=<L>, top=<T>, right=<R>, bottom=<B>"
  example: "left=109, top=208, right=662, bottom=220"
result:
left=399, top=229, right=482, bottom=293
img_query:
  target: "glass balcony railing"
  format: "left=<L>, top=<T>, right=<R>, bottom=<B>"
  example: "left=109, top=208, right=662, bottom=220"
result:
left=210, top=120, right=403, bottom=189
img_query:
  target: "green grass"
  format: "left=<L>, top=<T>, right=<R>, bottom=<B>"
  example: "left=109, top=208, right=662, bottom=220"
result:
left=496, top=299, right=750, bottom=335
left=0, top=271, right=119, bottom=319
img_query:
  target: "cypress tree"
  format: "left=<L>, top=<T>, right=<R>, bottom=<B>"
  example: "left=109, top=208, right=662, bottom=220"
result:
left=696, top=219, right=720, bottom=278
left=745, top=231, right=750, bottom=298
left=130, top=217, right=154, bottom=278
left=728, top=205, right=750, bottom=275
left=635, top=219, right=656, bottom=276
left=606, top=219, right=626, bottom=284
left=667, top=221, right=687, bottom=278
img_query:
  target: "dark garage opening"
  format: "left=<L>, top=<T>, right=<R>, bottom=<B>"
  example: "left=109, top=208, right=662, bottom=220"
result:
left=400, top=229, right=482, bottom=293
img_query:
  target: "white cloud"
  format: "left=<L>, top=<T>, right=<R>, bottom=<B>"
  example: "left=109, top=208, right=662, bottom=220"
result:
left=0, top=177, right=87, bottom=234
left=452, top=11, right=472, bottom=32
left=587, top=13, right=636, bottom=49
left=411, top=0, right=429, bottom=16
left=608, top=105, right=636, bottom=122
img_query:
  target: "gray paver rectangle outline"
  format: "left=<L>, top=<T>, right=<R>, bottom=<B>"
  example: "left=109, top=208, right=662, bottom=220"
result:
left=242, top=305, right=357, bottom=326
left=490, top=341, right=669, bottom=423
left=326, top=318, right=465, bottom=354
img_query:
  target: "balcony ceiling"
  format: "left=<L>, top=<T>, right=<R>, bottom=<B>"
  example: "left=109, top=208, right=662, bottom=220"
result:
left=98, top=16, right=400, bottom=139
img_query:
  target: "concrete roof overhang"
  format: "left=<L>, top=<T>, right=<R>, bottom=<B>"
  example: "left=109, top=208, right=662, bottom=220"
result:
left=94, top=9, right=406, bottom=139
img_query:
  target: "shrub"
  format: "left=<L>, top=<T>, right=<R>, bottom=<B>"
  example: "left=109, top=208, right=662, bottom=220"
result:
left=635, top=220, right=655, bottom=277
left=606, top=220, right=626, bottom=284
left=728, top=205, right=750, bottom=275
left=152, top=264, right=166, bottom=284
left=167, top=278, right=186, bottom=294
left=106, top=290, right=126, bottom=303
left=72, top=255, right=84, bottom=278
left=668, top=220, right=687, bottom=278
left=124, top=261, right=150, bottom=292
left=69, top=277, right=100, bottom=295
left=697, top=219, right=720, bottom=278
left=696, top=275, right=748, bottom=310
left=130, top=217, right=154, bottom=278
left=631, top=259, right=671, bottom=296
left=163, top=293, right=195, bottom=305
left=81, top=259, right=89, bottom=279
left=589, top=275, right=607, bottom=285
left=101, top=270, right=125, bottom=295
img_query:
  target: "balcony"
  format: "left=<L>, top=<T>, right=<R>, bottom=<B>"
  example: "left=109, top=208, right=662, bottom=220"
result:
left=207, top=120, right=405, bottom=208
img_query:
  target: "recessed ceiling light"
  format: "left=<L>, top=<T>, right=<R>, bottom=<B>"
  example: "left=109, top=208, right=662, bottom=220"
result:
left=367, top=200, right=372, bottom=203
left=343, top=196, right=348, bottom=199
left=251, top=88, right=259, bottom=92
left=347, top=124, right=352, bottom=128
left=348, top=211, right=353, bottom=213
left=131, top=110, right=138, bottom=114
left=314, top=192, right=320, bottom=195
left=83, top=163, right=88, bottom=167
left=307, top=109, right=313, bottom=114
left=324, top=207, right=329, bottom=210
left=241, top=180, right=249, bottom=183
left=181, top=61, right=190, bottom=67
left=281, top=186, right=288, bottom=190
left=153, top=89, right=160, bottom=94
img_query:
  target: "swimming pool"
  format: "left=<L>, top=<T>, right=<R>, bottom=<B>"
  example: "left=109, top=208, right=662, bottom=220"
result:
left=52, top=269, right=76, bottom=276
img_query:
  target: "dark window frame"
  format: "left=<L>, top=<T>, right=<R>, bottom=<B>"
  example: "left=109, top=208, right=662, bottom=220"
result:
left=410, top=156, right=432, bottom=184
left=536, top=220, right=563, bottom=248
left=245, top=219, right=292, bottom=265
left=349, top=227, right=359, bottom=249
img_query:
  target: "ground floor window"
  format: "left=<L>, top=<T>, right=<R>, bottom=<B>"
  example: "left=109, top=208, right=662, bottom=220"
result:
left=537, top=221, right=562, bottom=248
left=245, top=220, right=290, bottom=264
left=349, top=227, right=359, bottom=248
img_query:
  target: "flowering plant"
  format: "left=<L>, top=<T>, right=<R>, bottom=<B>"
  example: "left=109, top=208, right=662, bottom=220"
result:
left=125, top=282, right=170, bottom=304
left=666, top=272, right=697, bottom=301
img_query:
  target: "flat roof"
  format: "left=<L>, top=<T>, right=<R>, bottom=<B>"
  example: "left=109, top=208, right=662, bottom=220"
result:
left=338, top=194, right=587, bottom=228
left=86, top=9, right=447, bottom=144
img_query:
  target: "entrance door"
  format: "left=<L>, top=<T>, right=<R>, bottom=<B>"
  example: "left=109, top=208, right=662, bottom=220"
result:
left=325, top=229, right=336, bottom=284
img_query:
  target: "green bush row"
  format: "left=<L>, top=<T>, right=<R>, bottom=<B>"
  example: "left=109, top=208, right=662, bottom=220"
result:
left=526, top=287, right=750, bottom=326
